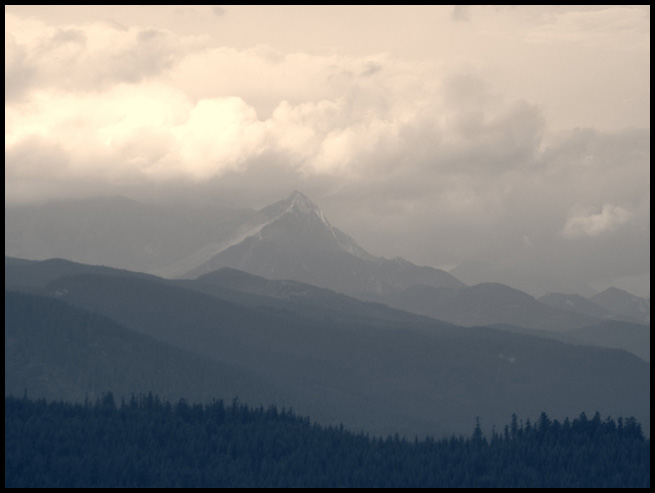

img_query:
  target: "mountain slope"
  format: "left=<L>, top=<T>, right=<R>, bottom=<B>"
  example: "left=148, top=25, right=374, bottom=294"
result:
left=538, top=292, right=645, bottom=324
left=190, top=267, right=452, bottom=331
left=538, top=292, right=620, bottom=320
left=183, top=191, right=465, bottom=296
left=5, top=256, right=159, bottom=290
left=492, top=320, right=650, bottom=363
left=8, top=255, right=647, bottom=358
left=564, top=321, right=650, bottom=362
left=26, top=266, right=649, bottom=438
left=374, top=282, right=600, bottom=331
left=591, top=287, right=650, bottom=324
left=192, top=268, right=651, bottom=362
left=449, top=260, right=599, bottom=298
left=5, top=290, right=273, bottom=405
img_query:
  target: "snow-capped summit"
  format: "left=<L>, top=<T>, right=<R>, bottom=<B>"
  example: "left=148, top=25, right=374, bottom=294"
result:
left=239, top=191, right=378, bottom=262
left=287, top=190, right=326, bottom=218
left=260, top=191, right=334, bottom=231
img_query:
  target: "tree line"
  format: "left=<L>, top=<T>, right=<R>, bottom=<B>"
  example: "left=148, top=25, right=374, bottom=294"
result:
left=5, top=393, right=649, bottom=488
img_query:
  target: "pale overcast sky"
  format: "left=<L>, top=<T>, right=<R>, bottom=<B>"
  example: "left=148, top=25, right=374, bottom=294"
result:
left=5, top=5, right=650, bottom=297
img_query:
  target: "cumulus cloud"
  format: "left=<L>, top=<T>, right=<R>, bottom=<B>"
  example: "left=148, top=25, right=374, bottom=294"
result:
left=4, top=13, right=206, bottom=100
left=5, top=44, right=648, bottom=244
left=5, top=23, right=444, bottom=187
left=560, top=204, right=633, bottom=239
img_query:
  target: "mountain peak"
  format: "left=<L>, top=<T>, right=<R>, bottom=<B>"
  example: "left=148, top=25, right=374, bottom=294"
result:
left=591, top=286, right=650, bottom=324
left=597, top=286, right=632, bottom=297
left=238, top=191, right=377, bottom=263
left=271, top=191, right=333, bottom=231
left=288, top=190, right=311, bottom=202
left=286, top=190, right=323, bottom=215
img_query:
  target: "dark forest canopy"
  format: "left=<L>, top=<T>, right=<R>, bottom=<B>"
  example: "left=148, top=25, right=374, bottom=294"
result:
left=5, top=394, right=650, bottom=488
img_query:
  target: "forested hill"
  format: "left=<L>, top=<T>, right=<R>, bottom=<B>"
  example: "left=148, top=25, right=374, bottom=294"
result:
left=5, top=395, right=649, bottom=488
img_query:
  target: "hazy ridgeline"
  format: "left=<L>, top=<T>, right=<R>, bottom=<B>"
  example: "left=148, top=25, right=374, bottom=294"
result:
left=5, top=269, right=650, bottom=439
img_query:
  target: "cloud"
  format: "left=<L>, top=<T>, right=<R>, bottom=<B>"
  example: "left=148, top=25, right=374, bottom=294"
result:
left=212, top=6, right=226, bottom=17
left=451, top=6, right=470, bottom=22
left=560, top=204, right=633, bottom=239
left=5, top=28, right=49, bottom=103
left=4, top=13, right=207, bottom=99
left=174, top=97, right=267, bottom=180
left=360, top=61, right=383, bottom=77
left=4, top=9, right=650, bottom=296
left=524, top=6, right=650, bottom=49
left=5, top=48, right=647, bottom=232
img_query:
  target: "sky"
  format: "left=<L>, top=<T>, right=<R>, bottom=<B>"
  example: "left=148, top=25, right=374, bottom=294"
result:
left=4, top=5, right=651, bottom=297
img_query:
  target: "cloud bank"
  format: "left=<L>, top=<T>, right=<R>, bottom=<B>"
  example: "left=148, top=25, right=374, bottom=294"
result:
left=561, top=204, right=632, bottom=239
left=4, top=7, right=650, bottom=297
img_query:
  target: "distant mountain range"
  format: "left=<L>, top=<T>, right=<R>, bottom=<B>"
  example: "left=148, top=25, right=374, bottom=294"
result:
left=194, top=267, right=651, bottom=362
left=590, top=287, right=650, bottom=324
left=537, top=291, right=649, bottom=325
left=4, top=257, right=650, bottom=438
left=5, top=191, right=648, bottom=329
left=369, top=283, right=600, bottom=331
left=5, top=192, right=464, bottom=297
left=448, top=260, right=601, bottom=299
